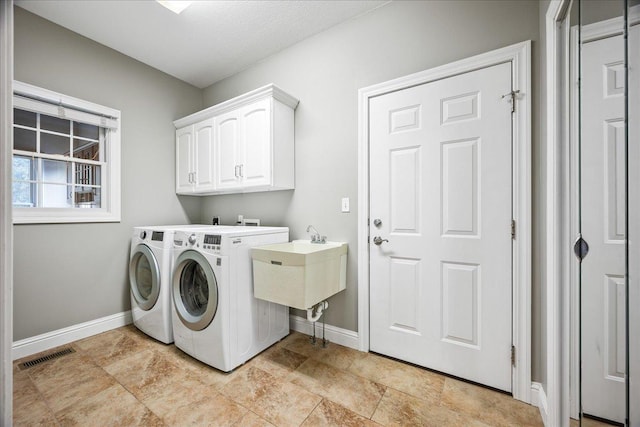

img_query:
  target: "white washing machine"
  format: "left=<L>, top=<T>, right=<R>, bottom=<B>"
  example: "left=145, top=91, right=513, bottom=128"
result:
left=129, top=224, right=214, bottom=343
left=171, top=226, right=290, bottom=371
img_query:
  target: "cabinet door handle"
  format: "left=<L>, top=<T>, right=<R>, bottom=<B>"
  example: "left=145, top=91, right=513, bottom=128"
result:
left=234, top=165, right=239, bottom=178
left=239, top=164, right=243, bottom=178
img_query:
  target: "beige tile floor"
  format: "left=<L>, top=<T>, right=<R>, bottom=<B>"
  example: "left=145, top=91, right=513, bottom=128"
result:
left=14, top=325, right=544, bottom=426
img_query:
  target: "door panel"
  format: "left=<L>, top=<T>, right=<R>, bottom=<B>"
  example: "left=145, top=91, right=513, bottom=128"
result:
left=214, top=113, right=241, bottom=190
left=390, top=147, right=421, bottom=233
left=369, top=62, right=513, bottom=392
left=441, top=261, right=479, bottom=348
left=388, top=256, right=422, bottom=334
left=194, top=119, right=215, bottom=191
left=242, top=99, right=272, bottom=187
left=441, top=139, right=479, bottom=236
left=176, top=126, right=193, bottom=193
left=580, top=33, right=626, bottom=423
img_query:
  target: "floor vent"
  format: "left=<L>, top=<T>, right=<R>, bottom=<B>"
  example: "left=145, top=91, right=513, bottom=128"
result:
left=19, top=347, right=75, bottom=370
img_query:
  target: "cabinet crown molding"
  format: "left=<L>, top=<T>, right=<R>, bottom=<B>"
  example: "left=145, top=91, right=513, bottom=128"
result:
left=174, top=83, right=299, bottom=128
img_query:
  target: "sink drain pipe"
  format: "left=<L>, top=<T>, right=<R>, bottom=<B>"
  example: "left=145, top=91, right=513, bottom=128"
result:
left=306, top=300, right=328, bottom=323
left=307, top=301, right=329, bottom=347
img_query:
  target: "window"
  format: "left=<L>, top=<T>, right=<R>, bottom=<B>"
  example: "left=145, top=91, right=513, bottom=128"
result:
left=12, top=82, right=121, bottom=223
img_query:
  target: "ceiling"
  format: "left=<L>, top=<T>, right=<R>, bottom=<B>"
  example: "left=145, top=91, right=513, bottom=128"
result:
left=16, top=0, right=389, bottom=89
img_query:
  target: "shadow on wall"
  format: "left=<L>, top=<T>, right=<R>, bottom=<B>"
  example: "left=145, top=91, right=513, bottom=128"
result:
left=177, top=195, right=204, bottom=224
left=120, top=248, right=132, bottom=309
left=200, top=190, right=295, bottom=227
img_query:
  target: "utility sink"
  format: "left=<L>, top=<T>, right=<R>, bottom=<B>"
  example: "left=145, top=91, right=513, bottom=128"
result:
left=252, top=240, right=348, bottom=310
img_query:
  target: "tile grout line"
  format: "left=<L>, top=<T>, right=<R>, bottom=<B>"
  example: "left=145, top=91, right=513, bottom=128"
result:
left=368, top=384, right=388, bottom=422
left=298, top=397, right=324, bottom=426
left=13, top=327, right=544, bottom=426
left=21, top=368, right=63, bottom=426
left=69, top=330, right=166, bottom=424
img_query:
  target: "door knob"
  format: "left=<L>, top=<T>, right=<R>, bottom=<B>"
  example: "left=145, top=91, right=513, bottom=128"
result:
left=573, top=234, right=589, bottom=262
left=373, top=236, right=389, bottom=245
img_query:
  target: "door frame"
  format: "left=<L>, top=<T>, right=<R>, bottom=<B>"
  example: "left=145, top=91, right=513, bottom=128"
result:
left=545, top=0, right=573, bottom=423
left=357, top=41, right=532, bottom=402
left=0, top=0, right=13, bottom=423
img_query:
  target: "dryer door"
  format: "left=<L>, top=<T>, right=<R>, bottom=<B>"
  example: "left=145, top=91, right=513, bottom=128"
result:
left=129, top=244, right=161, bottom=311
left=172, top=250, right=219, bottom=331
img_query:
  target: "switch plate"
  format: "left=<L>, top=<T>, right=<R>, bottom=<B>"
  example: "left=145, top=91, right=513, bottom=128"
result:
left=341, top=197, right=350, bottom=213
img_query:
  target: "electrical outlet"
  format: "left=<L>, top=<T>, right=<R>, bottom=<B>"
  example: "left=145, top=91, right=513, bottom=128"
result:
left=341, top=197, right=350, bottom=213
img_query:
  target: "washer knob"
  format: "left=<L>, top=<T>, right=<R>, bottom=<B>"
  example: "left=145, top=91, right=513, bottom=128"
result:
left=188, top=234, right=197, bottom=245
left=139, top=231, right=147, bottom=240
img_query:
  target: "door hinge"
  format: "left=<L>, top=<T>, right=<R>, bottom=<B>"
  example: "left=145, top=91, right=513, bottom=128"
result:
left=502, top=90, right=520, bottom=113
left=511, top=345, right=516, bottom=367
left=511, top=219, right=516, bottom=240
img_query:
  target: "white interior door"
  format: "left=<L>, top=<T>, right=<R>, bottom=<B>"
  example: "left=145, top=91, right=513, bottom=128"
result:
left=580, top=33, right=626, bottom=424
left=369, top=62, right=513, bottom=392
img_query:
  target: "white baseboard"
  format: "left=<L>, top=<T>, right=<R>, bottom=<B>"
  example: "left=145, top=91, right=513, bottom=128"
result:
left=531, top=382, right=549, bottom=426
left=289, top=314, right=360, bottom=351
left=12, top=311, right=132, bottom=360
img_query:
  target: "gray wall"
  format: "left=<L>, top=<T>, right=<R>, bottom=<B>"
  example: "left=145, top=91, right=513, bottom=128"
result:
left=13, top=8, right=203, bottom=340
left=12, top=1, right=549, bottom=386
left=200, top=1, right=544, bottom=381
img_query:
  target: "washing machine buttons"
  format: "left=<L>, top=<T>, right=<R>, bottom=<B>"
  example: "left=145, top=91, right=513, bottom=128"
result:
left=188, top=234, right=197, bottom=246
left=139, top=230, right=147, bottom=240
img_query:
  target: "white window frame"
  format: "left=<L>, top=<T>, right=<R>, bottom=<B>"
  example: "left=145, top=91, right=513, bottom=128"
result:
left=12, top=81, right=121, bottom=224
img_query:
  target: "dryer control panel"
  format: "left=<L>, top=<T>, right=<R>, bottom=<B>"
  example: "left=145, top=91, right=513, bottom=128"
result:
left=203, top=234, right=222, bottom=253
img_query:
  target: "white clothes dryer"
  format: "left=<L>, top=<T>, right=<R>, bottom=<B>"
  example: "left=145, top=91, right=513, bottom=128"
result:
left=129, top=224, right=212, bottom=343
left=171, top=226, right=289, bottom=371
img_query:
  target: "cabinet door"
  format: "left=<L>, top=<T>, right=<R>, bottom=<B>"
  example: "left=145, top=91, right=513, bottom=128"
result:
left=176, top=126, right=194, bottom=194
left=241, top=99, right=272, bottom=188
left=194, top=119, right=215, bottom=192
left=214, top=111, right=242, bottom=190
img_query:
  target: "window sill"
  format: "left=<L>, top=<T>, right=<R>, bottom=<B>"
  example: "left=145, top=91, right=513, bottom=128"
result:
left=13, top=208, right=120, bottom=224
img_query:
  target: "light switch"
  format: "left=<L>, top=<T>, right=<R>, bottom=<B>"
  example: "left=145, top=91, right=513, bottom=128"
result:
left=341, top=197, right=350, bottom=213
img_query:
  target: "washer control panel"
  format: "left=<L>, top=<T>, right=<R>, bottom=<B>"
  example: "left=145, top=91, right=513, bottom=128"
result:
left=203, top=234, right=222, bottom=253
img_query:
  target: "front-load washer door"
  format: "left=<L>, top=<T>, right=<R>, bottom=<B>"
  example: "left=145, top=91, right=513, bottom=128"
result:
left=172, top=250, right=219, bottom=331
left=129, top=244, right=161, bottom=311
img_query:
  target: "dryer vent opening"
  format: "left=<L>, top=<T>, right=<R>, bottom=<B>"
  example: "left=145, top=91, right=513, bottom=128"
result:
left=18, top=347, right=76, bottom=370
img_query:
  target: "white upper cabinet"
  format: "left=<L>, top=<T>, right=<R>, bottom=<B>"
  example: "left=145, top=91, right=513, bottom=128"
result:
left=214, top=98, right=272, bottom=191
left=174, top=84, right=298, bottom=195
left=176, top=126, right=194, bottom=194
left=175, top=118, right=215, bottom=194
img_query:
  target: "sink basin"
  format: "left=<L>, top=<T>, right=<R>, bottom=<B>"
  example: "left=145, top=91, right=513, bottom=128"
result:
left=251, top=240, right=347, bottom=310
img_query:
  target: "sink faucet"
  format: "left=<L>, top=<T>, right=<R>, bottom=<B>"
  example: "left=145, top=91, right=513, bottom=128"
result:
left=306, top=225, right=326, bottom=244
